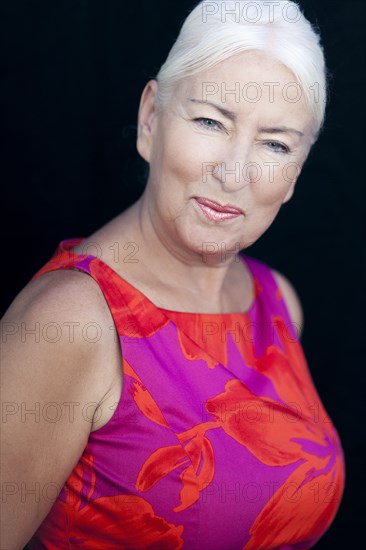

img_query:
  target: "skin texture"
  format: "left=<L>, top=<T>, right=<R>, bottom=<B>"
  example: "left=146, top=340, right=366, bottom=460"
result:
left=132, top=50, right=313, bottom=312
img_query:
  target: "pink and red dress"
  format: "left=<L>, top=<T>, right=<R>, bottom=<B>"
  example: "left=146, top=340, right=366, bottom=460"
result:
left=28, top=237, right=345, bottom=549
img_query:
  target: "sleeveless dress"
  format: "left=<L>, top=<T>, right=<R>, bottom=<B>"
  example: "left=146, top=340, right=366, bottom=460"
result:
left=27, top=237, right=345, bottom=550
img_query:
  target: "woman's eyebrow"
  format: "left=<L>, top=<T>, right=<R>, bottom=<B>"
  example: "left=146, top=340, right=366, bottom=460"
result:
left=187, top=98, right=304, bottom=137
left=258, top=126, right=304, bottom=137
left=188, top=98, right=237, bottom=121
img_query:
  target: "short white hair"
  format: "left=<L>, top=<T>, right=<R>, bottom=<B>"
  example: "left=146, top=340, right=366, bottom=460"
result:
left=155, top=0, right=328, bottom=143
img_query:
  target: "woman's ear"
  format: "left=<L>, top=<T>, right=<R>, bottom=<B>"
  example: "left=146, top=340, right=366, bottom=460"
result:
left=136, top=79, right=159, bottom=163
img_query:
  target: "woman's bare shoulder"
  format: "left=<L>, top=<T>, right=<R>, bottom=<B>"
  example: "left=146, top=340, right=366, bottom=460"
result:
left=6, top=269, right=105, bottom=312
left=5, top=268, right=112, bottom=325
left=2, top=268, right=120, bottom=400
left=270, top=268, right=304, bottom=338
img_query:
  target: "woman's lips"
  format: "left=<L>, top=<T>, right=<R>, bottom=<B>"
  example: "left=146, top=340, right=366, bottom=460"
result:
left=193, top=197, right=244, bottom=222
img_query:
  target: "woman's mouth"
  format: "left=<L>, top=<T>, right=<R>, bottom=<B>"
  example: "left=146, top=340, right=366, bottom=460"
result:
left=192, top=197, right=244, bottom=222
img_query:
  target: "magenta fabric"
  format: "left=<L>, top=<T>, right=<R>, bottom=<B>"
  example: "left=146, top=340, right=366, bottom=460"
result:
left=27, top=238, right=345, bottom=549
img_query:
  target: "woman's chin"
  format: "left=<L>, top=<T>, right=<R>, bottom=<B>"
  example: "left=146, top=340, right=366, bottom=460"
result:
left=175, top=226, right=248, bottom=263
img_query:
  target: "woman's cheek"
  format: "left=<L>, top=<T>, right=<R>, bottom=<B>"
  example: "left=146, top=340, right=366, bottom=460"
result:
left=168, top=142, right=212, bottom=187
left=250, top=163, right=293, bottom=204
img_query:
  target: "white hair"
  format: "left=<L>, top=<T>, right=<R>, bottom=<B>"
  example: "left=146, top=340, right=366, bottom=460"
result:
left=155, top=0, right=328, bottom=143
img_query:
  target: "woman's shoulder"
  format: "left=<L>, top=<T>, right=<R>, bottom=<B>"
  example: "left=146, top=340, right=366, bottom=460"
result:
left=8, top=267, right=113, bottom=328
left=242, top=254, right=304, bottom=337
left=2, top=267, right=121, bottom=403
left=270, top=267, right=304, bottom=337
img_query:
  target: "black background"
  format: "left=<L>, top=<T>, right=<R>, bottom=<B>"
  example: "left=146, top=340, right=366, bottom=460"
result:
left=1, top=1, right=365, bottom=548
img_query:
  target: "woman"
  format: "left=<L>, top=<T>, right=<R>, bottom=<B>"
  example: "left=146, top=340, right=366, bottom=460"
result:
left=1, top=1, right=345, bottom=548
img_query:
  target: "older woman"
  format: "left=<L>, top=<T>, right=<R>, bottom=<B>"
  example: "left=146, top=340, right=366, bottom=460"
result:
left=1, top=1, right=345, bottom=549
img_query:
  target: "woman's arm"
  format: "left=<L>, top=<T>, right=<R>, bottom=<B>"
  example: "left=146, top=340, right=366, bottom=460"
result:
left=0, top=270, right=117, bottom=550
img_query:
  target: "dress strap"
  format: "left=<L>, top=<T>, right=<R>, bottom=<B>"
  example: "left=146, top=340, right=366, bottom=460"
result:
left=240, top=252, right=300, bottom=342
left=30, top=238, right=170, bottom=339
left=30, top=238, right=89, bottom=278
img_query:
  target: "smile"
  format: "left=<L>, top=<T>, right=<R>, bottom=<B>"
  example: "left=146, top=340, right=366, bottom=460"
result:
left=192, top=197, right=244, bottom=223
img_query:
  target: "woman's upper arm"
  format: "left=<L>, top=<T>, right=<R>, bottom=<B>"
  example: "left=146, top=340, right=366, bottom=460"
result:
left=0, top=270, right=116, bottom=550
left=271, top=268, right=304, bottom=339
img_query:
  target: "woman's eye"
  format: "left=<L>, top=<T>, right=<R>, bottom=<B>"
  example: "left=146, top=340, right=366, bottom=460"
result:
left=266, top=141, right=290, bottom=154
left=194, top=117, right=222, bottom=131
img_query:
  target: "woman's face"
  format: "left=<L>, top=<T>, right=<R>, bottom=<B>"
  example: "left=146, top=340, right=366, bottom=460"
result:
left=137, top=50, right=314, bottom=262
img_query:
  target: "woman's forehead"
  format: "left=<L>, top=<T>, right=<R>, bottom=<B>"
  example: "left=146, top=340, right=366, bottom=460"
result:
left=166, top=75, right=313, bottom=137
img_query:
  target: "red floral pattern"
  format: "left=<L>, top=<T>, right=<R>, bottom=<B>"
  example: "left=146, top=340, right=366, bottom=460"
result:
left=27, top=239, right=345, bottom=550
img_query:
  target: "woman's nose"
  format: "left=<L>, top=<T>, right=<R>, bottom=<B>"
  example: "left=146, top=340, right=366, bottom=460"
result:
left=212, top=142, right=255, bottom=192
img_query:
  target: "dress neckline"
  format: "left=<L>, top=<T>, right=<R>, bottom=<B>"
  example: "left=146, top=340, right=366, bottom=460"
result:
left=59, top=237, right=257, bottom=317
